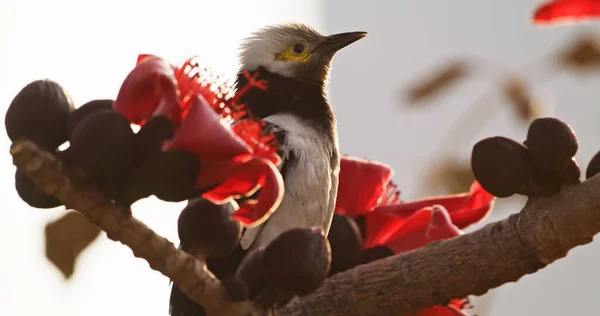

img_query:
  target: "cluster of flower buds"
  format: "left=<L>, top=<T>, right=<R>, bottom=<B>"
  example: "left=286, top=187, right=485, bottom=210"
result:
left=4, top=78, right=204, bottom=209
left=6, top=79, right=72, bottom=208
left=471, top=117, right=581, bottom=198
left=221, top=227, right=331, bottom=309
left=7, top=55, right=285, bottom=228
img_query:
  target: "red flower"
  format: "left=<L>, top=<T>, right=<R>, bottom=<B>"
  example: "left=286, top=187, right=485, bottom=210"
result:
left=334, top=156, right=495, bottom=316
left=114, top=54, right=284, bottom=226
left=533, top=0, right=600, bottom=25
left=335, top=156, right=397, bottom=218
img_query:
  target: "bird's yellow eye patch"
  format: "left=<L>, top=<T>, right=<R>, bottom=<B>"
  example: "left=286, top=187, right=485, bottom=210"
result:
left=275, top=42, right=311, bottom=62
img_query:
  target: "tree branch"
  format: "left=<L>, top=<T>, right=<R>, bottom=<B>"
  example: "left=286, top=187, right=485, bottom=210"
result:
left=9, top=139, right=267, bottom=316
left=12, top=139, right=600, bottom=316
left=281, top=174, right=600, bottom=315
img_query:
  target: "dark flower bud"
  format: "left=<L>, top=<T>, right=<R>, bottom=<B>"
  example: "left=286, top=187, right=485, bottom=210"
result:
left=354, top=214, right=367, bottom=241
left=206, top=244, right=246, bottom=280
left=145, top=150, right=201, bottom=202
left=5, top=79, right=74, bottom=150
left=221, top=274, right=250, bottom=302
left=236, top=247, right=268, bottom=300
left=471, top=136, right=533, bottom=198
left=359, top=245, right=394, bottom=264
left=134, top=116, right=174, bottom=158
left=66, top=99, right=114, bottom=138
left=586, top=150, right=600, bottom=180
left=262, top=227, right=331, bottom=297
left=532, top=158, right=581, bottom=196
left=15, top=171, right=62, bottom=209
left=68, top=110, right=135, bottom=198
left=177, top=198, right=242, bottom=259
left=524, top=117, right=578, bottom=171
left=327, top=214, right=363, bottom=276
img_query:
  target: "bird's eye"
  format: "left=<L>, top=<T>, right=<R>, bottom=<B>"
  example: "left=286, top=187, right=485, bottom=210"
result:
left=293, top=43, right=305, bottom=54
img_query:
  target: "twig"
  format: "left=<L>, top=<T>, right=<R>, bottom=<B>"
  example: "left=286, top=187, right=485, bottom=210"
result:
left=10, top=139, right=267, bottom=316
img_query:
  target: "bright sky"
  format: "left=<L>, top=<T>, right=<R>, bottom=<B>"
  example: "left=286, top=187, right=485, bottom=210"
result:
left=0, top=1, right=323, bottom=315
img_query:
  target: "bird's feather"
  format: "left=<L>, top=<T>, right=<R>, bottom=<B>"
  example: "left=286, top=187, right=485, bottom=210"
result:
left=240, top=113, right=336, bottom=251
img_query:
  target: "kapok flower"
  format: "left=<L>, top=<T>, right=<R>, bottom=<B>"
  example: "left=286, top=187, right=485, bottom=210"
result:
left=333, top=155, right=494, bottom=316
left=114, top=54, right=283, bottom=226
left=533, top=0, right=600, bottom=25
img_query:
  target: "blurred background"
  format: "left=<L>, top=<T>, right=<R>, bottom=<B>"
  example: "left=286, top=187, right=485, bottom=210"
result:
left=1, top=0, right=600, bottom=315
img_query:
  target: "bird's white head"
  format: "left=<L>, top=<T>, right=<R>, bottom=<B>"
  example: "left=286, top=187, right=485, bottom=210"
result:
left=238, top=23, right=366, bottom=84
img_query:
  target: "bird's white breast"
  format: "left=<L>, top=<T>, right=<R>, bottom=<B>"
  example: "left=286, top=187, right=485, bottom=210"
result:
left=240, top=113, right=339, bottom=251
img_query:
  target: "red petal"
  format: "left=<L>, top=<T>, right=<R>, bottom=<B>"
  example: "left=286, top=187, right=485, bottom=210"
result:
left=449, top=181, right=494, bottom=229
left=362, top=211, right=410, bottom=249
left=114, top=56, right=181, bottom=125
left=411, top=305, right=472, bottom=316
left=335, top=156, right=395, bottom=217
left=368, top=206, right=463, bottom=254
left=533, top=0, right=600, bottom=25
left=371, top=181, right=493, bottom=229
left=163, top=95, right=253, bottom=188
left=202, top=157, right=284, bottom=226
left=380, top=209, right=431, bottom=254
left=232, top=119, right=281, bottom=166
left=425, top=205, right=464, bottom=241
left=412, top=306, right=459, bottom=316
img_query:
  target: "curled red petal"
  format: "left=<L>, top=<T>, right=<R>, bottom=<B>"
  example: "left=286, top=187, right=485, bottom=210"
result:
left=202, top=157, right=284, bottom=227
left=425, top=205, right=464, bottom=241
left=232, top=119, right=281, bottom=166
left=335, top=156, right=395, bottom=217
left=411, top=306, right=461, bottom=316
left=362, top=211, right=409, bottom=249
left=411, top=305, right=472, bottom=316
left=114, top=56, right=181, bottom=125
left=449, top=181, right=494, bottom=229
left=380, top=208, right=431, bottom=254
left=370, top=181, right=494, bottom=229
left=533, top=0, right=600, bottom=25
left=162, top=94, right=254, bottom=189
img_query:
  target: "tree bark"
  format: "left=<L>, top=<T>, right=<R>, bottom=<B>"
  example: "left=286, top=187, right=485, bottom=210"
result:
left=10, top=140, right=266, bottom=316
left=279, top=175, right=600, bottom=315
left=11, top=139, right=600, bottom=316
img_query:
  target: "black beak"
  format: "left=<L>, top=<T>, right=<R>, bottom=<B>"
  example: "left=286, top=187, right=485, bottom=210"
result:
left=313, top=31, right=367, bottom=56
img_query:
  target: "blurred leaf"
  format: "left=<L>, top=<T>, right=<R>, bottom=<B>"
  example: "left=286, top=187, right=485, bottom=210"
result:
left=558, top=33, right=600, bottom=72
left=501, top=77, right=544, bottom=123
left=404, top=60, right=471, bottom=105
left=45, top=211, right=102, bottom=279
left=424, top=158, right=475, bottom=195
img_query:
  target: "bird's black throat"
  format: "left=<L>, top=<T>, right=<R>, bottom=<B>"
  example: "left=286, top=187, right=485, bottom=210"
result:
left=234, top=67, right=336, bottom=139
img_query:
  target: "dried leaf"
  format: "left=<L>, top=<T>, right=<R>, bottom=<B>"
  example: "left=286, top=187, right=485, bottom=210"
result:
left=404, top=60, right=470, bottom=105
left=558, top=33, right=600, bottom=72
left=501, top=77, right=543, bottom=123
left=424, top=158, right=475, bottom=195
left=45, top=211, right=102, bottom=279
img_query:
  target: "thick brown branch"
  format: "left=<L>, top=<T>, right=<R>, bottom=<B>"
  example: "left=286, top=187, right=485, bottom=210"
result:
left=13, top=139, right=600, bottom=316
left=280, top=175, right=600, bottom=315
left=10, top=140, right=266, bottom=316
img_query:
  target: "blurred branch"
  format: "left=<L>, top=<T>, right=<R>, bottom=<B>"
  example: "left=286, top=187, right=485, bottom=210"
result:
left=10, top=139, right=266, bottom=316
left=14, top=138, right=600, bottom=316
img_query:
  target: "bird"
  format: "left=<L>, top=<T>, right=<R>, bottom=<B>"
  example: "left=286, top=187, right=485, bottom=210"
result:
left=169, top=22, right=366, bottom=316
left=235, top=22, right=366, bottom=253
